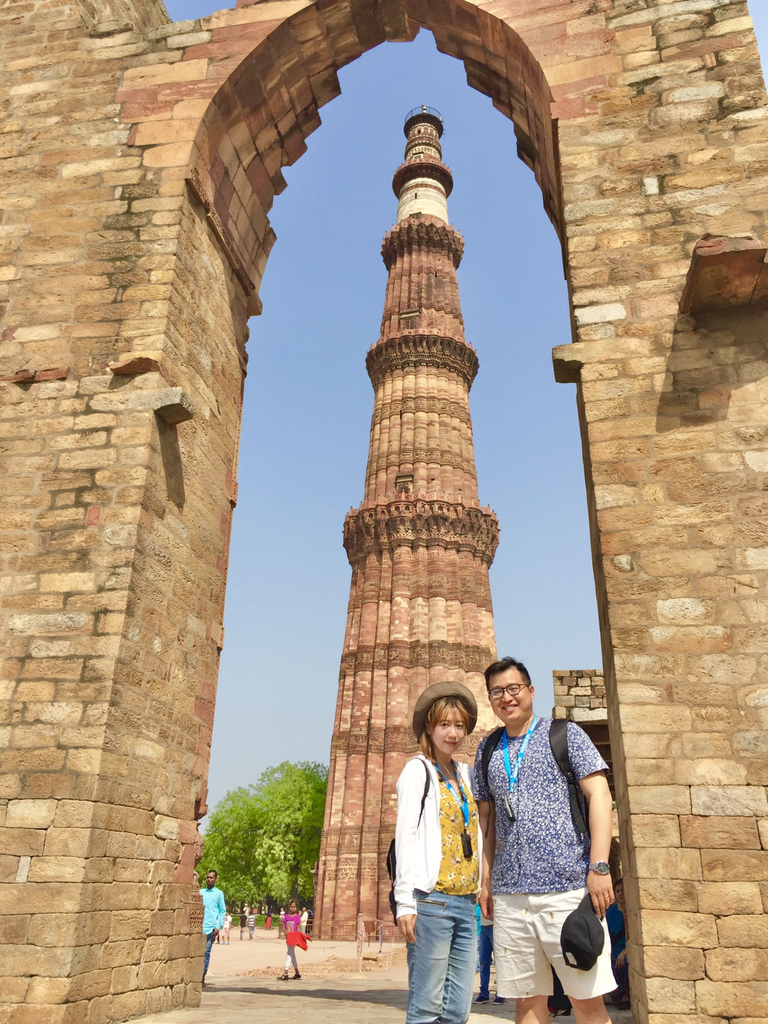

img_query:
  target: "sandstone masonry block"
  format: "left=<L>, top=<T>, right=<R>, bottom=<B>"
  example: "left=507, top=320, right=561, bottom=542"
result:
left=644, top=945, right=705, bottom=981
left=642, top=910, right=718, bottom=949
left=705, top=947, right=768, bottom=982
left=681, top=816, right=761, bottom=849
left=647, top=977, right=697, bottom=1014
left=691, top=787, right=768, bottom=816
left=5, top=800, right=57, bottom=829
left=696, top=981, right=768, bottom=1019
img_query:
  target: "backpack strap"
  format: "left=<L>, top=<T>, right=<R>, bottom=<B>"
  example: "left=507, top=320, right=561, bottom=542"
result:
left=480, top=726, right=505, bottom=798
left=549, top=719, right=589, bottom=836
left=480, top=726, right=505, bottom=837
left=416, top=758, right=431, bottom=827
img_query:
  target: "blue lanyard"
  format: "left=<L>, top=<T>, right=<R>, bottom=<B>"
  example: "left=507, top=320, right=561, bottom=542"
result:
left=434, top=762, right=470, bottom=829
left=501, top=716, right=539, bottom=793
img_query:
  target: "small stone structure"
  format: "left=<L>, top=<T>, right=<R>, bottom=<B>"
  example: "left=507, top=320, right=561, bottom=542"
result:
left=1, top=1, right=767, bottom=1022
left=553, top=669, right=613, bottom=788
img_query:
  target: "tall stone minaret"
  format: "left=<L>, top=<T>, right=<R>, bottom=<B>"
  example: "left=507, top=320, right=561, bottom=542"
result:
left=316, top=108, right=499, bottom=938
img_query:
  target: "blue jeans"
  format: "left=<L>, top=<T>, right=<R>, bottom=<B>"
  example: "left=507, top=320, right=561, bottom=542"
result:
left=406, top=890, right=477, bottom=1024
left=478, top=924, right=493, bottom=1000
left=203, top=931, right=215, bottom=978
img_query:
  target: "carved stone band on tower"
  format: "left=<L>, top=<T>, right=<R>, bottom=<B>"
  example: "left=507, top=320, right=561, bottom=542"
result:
left=315, top=108, right=500, bottom=939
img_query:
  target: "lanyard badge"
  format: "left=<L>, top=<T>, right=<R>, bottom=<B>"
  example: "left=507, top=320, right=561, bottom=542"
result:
left=435, top=763, right=473, bottom=860
left=501, top=716, right=538, bottom=823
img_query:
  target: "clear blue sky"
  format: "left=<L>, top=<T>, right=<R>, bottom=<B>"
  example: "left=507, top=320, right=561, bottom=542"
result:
left=163, top=1, right=768, bottom=816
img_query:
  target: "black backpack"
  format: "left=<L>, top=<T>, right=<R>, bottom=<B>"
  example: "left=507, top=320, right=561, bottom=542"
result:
left=386, top=759, right=431, bottom=922
left=479, top=719, right=589, bottom=836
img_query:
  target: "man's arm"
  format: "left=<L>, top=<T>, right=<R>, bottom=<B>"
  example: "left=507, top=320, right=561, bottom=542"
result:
left=214, top=890, right=226, bottom=931
left=477, top=800, right=496, bottom=920
left=579, top=771, right=614, bottom=917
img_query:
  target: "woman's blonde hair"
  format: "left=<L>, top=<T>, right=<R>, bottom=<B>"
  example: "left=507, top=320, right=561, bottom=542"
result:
left=418, top=697, right=470, bottom=760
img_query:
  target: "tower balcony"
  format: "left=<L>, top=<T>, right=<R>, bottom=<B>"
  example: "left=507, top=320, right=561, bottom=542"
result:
left=343, top=496, right=499, bottom=565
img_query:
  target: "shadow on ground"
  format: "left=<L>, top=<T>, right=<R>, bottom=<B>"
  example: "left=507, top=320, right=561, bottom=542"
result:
left=209, top=980, right=407, bottom=1010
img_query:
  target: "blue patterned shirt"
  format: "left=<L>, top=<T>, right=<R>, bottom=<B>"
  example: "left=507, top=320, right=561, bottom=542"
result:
left=473, top=718, right=607, bottom=894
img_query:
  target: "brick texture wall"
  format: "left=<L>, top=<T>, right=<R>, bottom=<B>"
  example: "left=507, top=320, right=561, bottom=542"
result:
left=0, top=0, right=767, bottom=1021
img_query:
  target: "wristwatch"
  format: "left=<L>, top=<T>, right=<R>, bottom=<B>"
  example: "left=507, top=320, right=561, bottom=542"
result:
left=588, top=861, right=610, bottom=875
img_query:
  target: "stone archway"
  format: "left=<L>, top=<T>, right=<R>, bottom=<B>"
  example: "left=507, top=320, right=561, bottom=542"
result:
left=1, top=0, right=767, bottom=1021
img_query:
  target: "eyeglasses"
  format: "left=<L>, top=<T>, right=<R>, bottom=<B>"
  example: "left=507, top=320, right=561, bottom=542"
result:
left=488, top=683, right=529, bottom=701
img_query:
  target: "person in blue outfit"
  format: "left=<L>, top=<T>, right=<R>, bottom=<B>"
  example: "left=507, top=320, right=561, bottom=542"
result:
left=200, top=869, right=226, bottom=985
left=474, top=658, right=616, bottom=1024
left=476, top=906, right=505, bottom=1005
left=606, top=878, right=629, bottom=1008
left=394, top=681, right=484, bottom=1024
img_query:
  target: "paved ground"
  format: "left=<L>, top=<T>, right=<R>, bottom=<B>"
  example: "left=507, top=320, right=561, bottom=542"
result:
left=131, top=930, right=635, bottom=1024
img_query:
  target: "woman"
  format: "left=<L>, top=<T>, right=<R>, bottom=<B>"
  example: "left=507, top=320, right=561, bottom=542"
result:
left=279, top=900, right=304, bottom=980
left=394, top=681, right=483, bottom=1024
left=221, top=912, right=231, bottom=945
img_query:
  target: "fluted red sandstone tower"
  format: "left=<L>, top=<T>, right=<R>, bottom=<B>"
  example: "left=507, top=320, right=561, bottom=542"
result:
left=316, top=108, right=500, bottom=938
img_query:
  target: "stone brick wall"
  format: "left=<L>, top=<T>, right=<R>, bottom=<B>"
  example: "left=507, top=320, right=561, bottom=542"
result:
left=0, top=0, right=767, bottom=1020
left=553, top=669, right=608, bottom=725
left=553, top=669, right=614, bottom=797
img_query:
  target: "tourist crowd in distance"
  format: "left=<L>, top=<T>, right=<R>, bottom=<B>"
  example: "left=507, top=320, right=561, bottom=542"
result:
left=198, top=655, right=630, bottom=1024
left=232, top=903, right=313, bottom=941
left=198, top=868, right=314, bottom=984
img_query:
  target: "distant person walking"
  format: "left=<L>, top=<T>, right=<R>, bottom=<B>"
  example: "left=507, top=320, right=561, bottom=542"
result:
left=221, top=913, right=231, bottom=945
left=247, top=907, right=256, bottom=939
left=279, top=900, right=304, bottom=980
left=300, top=907, right=309, bottom=933
left=240, top=909, right=248, bottom=940
left=200, top=870, right=226, bottom=985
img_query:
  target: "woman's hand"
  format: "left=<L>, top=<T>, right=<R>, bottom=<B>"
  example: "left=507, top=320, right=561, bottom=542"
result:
left=615, top=950, right=627, bottom=968
left=397, top=914, right=417, bottom=944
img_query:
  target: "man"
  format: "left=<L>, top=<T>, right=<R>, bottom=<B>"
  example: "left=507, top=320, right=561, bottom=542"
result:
left=474, top=657, right=616, bottom=1024
left=200, top=869, right=226, bottom=985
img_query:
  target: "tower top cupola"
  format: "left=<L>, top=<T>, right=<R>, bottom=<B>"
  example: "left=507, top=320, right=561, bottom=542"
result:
left=393, top=106, right=454, bottom=224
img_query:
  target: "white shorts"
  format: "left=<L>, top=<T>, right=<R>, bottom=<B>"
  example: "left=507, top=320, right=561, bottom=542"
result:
left=493, top=888, right=616, bottom=1001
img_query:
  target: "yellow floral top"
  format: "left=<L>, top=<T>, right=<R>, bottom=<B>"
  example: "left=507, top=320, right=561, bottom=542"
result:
left=435, top=772, right=479, bottom=895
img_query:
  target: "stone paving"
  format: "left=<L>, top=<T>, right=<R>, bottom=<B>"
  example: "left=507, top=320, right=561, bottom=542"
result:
left=130, top=931, right=635, bottom=1024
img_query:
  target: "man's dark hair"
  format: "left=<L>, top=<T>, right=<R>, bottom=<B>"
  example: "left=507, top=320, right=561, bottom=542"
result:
left=207, top=869, right=218, bottom=878
left=484, top=656, right=532, bottom=691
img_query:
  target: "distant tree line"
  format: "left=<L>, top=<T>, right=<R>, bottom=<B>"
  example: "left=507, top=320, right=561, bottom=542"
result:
left=198, top=761, right=328, bottom=907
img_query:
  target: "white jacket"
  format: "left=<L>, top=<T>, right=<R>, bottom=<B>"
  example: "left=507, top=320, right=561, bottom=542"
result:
left=394, top=754, right=483, bottom=918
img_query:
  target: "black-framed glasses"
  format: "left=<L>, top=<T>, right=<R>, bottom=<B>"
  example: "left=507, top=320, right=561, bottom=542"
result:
left=488, top=683, right=529, bottom=700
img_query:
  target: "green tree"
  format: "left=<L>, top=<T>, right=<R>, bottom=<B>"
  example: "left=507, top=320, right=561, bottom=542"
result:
left=199, top=761, right=328, bottom=907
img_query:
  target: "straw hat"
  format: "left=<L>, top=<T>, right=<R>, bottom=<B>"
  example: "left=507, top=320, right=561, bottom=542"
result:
left=412, top=681, right=478, bottom=740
